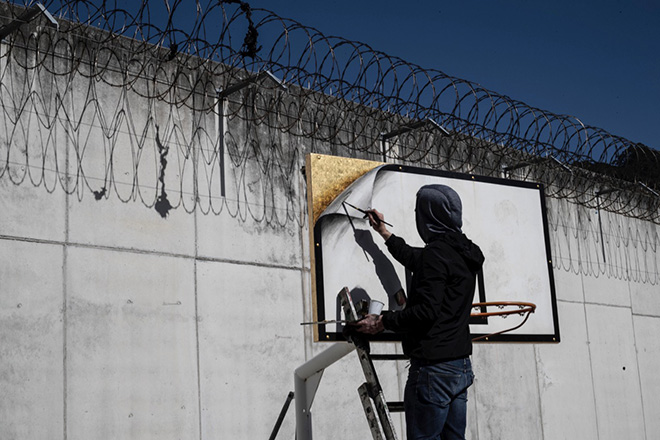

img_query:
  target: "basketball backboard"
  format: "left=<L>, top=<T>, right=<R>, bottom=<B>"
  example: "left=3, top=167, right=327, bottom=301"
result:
left=307, top=154, right=560, bottom=343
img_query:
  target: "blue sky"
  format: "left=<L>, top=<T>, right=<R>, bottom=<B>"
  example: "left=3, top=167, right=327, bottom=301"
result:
left=242, top=0, right=659, bottom=150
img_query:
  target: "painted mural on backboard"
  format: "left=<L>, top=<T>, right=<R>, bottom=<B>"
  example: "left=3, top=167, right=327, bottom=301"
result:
left=307, top=154, right=559, bottom=343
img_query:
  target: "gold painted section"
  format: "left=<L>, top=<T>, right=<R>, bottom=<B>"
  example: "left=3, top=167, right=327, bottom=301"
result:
left=305, top=153, right=382, bottom=341
left=306, top=154, right=383, bottom=225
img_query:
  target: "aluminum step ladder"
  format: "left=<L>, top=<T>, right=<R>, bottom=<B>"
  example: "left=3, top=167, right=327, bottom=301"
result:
left=339, top=287, right=405, bottom=440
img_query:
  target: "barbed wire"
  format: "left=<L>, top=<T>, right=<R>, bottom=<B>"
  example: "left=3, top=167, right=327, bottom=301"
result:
left=1, top=0, right=658, bottom=282
left=547, top=197, right=659, bottom=285
left=0, top=0, right=658, bottom=228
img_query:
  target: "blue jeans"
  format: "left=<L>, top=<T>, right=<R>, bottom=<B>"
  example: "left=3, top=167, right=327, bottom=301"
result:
left=404, top=357, right=474, bottom=440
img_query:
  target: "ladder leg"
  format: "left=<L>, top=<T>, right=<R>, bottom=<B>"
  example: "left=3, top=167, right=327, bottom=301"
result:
left=339, top=288, right=399, bottom=440
left=358, top=383, right=384, bottom=440
left=356, top=346, right=399, bottom=440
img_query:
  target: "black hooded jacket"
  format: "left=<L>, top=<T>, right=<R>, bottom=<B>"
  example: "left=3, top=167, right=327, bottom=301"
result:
left=381, top=231, right=485, bottom=361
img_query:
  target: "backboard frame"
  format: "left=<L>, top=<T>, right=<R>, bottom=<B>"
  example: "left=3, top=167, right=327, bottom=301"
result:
left=308, top=155, right=560, bottom=343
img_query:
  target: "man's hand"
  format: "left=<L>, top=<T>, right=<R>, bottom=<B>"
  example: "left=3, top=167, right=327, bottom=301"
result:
left=353, top=314, right=385, bottom=335
left=364, top=209, right=392, bottom=241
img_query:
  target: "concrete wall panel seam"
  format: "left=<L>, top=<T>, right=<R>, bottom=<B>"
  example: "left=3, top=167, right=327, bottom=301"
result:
left=630, top=311, right=649, bottom=440
left=581, top=275, right=602, bottom=439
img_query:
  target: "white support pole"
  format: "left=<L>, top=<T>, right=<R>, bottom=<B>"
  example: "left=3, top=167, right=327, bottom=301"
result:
left=294, top=342, right=356, bottom=440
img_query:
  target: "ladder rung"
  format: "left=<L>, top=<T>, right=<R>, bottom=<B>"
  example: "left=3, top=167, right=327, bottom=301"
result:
left=386, top=401, right=405, bottom=412
left=369, top=354, right=408, bottom=361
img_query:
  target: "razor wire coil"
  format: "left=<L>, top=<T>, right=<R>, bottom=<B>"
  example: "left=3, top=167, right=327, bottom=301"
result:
left=0, top=1, right=658, bottom=279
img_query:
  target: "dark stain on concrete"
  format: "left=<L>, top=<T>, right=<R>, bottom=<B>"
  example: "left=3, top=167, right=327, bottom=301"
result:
left=93, top=187, right=107, bottom=200
left=154, top=125, right=172, bottom=218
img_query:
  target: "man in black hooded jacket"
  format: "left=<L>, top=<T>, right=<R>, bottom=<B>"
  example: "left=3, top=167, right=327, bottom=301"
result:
left=355, top=184, right=485, bottom=440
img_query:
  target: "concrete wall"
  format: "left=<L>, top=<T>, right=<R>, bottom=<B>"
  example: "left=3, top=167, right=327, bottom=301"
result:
left=1, top=34, right=659, bottom=440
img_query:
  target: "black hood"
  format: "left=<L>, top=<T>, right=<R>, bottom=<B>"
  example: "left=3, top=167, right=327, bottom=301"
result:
left=415, top=184, right=463, bottom=243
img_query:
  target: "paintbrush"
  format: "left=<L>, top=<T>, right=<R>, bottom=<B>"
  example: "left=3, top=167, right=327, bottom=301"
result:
left=343, top=202, right=394, bottom=227
left=300, top=320, right=350, bottom=326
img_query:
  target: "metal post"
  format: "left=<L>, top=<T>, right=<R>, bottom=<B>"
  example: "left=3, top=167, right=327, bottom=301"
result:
left=294, top=342, right=356, bottom=440
left=0, top=3, right=58, bottom=41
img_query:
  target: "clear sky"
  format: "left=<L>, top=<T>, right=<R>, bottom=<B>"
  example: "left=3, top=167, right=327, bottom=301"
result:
left=242, top=0, right=659, bottom=150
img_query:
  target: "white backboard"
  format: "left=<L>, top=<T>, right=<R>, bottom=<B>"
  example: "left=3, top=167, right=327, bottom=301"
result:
left=312, top=162, right=560, bottom=342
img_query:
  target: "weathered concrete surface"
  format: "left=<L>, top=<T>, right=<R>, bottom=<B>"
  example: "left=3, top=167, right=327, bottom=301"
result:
left=471, top=343, right=543, bottom=439
left=66, top=247, right=199, bottom=439
left=586, top=303, right=645, bottom=439
left=536, top=301, right=599, bottom=439
left=196, top=260, right=304, bottom=439
left=197, top=199, right=303, bottom=267
left=631, top=279, right=660, bottom=316
left=69, top=188, right=197, bottom=256
left=196, top=139, right=305, bottom=267
left=0, top=176, right=66, bottom=242
left=634, top=314, right=660, bottom=438
left=552, top=265, right=584, bottom=303
left=582, top=275, right=631, bottom=308
left=0, top=240, right=64, bottom=440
